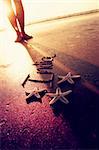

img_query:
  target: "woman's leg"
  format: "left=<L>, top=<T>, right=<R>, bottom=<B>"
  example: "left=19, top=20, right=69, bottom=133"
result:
left=13, top=0, right=32, bottom=40
left=4, top=0, right=22, bottom=41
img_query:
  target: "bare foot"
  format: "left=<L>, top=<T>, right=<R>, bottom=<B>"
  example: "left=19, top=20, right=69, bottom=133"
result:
left=15, top=35, right=23, bottom=42
left=22, top=33, right=33, bottom=40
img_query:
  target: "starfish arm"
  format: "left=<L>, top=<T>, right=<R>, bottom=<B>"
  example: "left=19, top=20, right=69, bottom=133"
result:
left=62, top=90, right=72, bottom=96
left=34, top=87, right=38, bottom=91
left=67, top=72, right=72, bottom=77
left=56, top=87, right=61, bottom=94
left=58, top=75, right=64, bottom=79
left=49, top=96, right=60, bottom=105
left=26, top=92, right=32, bottom=99
left=72, top=75, right=81, bottom=78
left=60, top=97, right=69, bottom=104
left=67, top=78, right=74, bottom=84
left=26, top=91, right=36, bottom=99
left=35, top=93, right=41, bottom=98
left=46, top=93, right=58, bottom=97
left=57, top=78, right=65, bottom=84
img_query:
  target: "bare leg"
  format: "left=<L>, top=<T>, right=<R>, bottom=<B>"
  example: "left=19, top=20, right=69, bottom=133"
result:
left=13, top=0, right=24, bottom=33
left=13, top=0, right=32, bottom=40
left=4, top=0, right=22, bottom=42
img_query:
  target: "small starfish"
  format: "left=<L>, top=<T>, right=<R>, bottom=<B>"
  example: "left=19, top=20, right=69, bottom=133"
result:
left=58, top=72, right=80, bottom=84
left=46, top=87, right=72, bottom=105
left=26, top=87, right=41, bottom=99
left=26, top=88, right=47, bottom=102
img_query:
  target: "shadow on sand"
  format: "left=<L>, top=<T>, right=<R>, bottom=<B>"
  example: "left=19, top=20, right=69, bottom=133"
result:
left=21, top=41, right=98, bottom=148
left=52, top=52, right=98, bottom=149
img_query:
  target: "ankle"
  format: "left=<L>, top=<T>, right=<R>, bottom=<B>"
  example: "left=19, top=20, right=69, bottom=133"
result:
left=21, top=31, right=26, bottom=36
left=16, top=31, right=21, bottom=37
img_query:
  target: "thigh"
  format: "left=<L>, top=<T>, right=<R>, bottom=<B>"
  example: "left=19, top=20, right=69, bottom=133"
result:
left=13, top=0, right=23, bottom=8
left=13, top=0, right=22, bottom=4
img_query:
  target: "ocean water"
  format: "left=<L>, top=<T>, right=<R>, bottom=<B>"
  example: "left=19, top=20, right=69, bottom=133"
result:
left=0, top=0, right=98, bottom=30
left=23, top=0, right=98, bottom=24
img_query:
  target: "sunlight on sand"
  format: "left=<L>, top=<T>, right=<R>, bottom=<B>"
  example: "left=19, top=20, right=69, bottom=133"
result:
left=0, top=1, right=10, bottom=30
left=0, top=31, right=49, bottom=88
left=0, top=30, right=33, bottom=82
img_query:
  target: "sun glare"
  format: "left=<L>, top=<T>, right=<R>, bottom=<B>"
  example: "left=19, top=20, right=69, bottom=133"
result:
left=0, top=31, right=33, bottom=83
left=0, top=0, right=98, bottom=30
left=0, top=1, right=10, bottom=30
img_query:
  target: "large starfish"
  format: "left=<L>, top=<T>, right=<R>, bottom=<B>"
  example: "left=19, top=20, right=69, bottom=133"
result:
left=46, top=87, right=72, bottom=105
left=58, top=72, right=80, bottom=84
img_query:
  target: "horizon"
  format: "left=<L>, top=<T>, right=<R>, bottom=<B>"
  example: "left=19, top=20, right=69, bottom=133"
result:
left=0, top=0, right=98, bottom=30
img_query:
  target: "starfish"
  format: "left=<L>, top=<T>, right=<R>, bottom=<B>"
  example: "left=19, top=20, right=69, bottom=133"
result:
left=26, top=87, right=41, bottom=99
left=26, top=88, right=47, bottom=104
left=58, top=72, right=80, bottom=84
left=46, top=87, right=72, bottom=105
